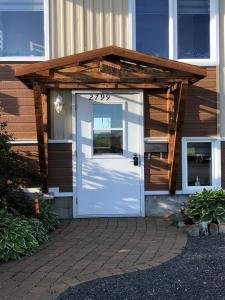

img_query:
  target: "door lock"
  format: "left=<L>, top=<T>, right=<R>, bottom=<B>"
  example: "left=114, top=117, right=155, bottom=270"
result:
left=133, top=153, right=139, bottom=166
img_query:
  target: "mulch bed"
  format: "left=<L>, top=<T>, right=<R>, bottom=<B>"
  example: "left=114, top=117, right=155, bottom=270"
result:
left=57, top=235, right=225, bottom=300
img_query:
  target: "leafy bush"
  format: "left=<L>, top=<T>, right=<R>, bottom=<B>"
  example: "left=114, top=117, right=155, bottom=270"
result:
left=186, top=189, right=225, bottom=224
left=0, top=118, right=40, bottom=212
left=38, top=199, right=61, bottom=231
left=0, top=117, right=60, bottom=262
left=0, top=209, right=48, bottom=262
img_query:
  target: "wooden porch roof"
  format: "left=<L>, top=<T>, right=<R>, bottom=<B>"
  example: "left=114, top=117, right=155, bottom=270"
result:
left=15, top=46, right=207, bottom=195
left=16, top=46, right=206, bottom=89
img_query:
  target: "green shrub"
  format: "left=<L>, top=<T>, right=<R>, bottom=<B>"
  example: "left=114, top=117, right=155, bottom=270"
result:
left=0, top=209, right=48, bottom=262
left=186, top=189, right=225, bottom=224
left=38, top=199, right=61, bottom=231
left=0, top=117, right=40, bottom=212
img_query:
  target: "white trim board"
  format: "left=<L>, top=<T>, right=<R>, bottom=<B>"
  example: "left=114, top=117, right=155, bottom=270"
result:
left=11, top=140, right=38, bottom=145
left=48, top=139, right=72, bottom=144
left=144, top=137, right=168, bottom=143
left=48, top=188, right=73, bottom=198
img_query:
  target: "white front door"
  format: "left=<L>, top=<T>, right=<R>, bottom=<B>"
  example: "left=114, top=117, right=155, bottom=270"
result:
left=75, top=92, right=144, bottom=217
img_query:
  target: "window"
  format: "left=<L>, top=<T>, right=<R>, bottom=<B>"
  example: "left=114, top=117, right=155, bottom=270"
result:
left=93, top=104, right=123, bottom=155
left=177, top=0, right=210, bottom=59
left=136, top=0, right=169, bottom=58
left=182, top=139, right=221, bottom=193
left=134, top=0, right=218, bottom=65
left=0, top=0, right=48, bottom=60
left=187, top=142, right=212, bottom=186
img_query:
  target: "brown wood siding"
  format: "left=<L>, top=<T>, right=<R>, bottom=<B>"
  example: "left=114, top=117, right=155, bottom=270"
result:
left=183, top=67, right=217, bottom=137
left=11, top=144, right=40, bottom=186
left=221, top=142, right=225, bottom=189
left=144, top=67, right=217, bottom=191
left=0, top=64, right=37, bottom=139
left=48, top=143, right=72, bottom=192
left=144, top=90, right=169, bottom=138
left=144, top=152, right=169, bottom=191
left=0, top=64, right=217, bottom=193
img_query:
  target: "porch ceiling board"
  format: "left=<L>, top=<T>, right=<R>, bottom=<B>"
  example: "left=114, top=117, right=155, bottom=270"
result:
left=15, top=46, right=207, bottom=194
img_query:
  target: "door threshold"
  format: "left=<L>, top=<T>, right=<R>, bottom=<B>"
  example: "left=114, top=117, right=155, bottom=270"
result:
left=76, top=214, right=143, bottom=218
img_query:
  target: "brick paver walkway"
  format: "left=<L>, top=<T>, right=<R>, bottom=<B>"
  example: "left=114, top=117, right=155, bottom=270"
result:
left=0, top=218, right=187, bottom=300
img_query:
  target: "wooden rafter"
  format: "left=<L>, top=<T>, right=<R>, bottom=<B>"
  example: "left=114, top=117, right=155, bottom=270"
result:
left=33, top=83, right=48, bottom=192
left=168, top=81, right=188, bottom=194
left=16, top=46, right=207, bottom=79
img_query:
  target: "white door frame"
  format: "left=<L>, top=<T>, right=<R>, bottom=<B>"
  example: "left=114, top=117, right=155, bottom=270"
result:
left=72, top=90, right=145, bottom=218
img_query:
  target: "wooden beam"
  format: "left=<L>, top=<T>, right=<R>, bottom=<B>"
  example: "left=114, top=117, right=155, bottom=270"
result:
left=16, top=45, right=207, bottom=79
left=43, top=82, right=168, bottom=89
left=168, top=81, right=188, bottom=194
left=33, top=83, right=48, bottom=192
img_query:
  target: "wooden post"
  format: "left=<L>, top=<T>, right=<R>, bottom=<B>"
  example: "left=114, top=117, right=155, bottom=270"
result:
left=169, top=81, right=188, bottom=194
left=33, top=82, right=48, bottom=193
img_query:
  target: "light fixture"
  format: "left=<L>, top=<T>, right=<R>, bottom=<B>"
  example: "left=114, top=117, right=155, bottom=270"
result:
left=54, top=94, right=64, bottom=114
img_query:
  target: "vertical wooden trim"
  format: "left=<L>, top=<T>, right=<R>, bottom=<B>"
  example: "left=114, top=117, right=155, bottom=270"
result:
left=42, top=91, right=48, bottom=185
left=33, top=83, right=48, bottom=192
left=169, top=81, right=188, bottom=194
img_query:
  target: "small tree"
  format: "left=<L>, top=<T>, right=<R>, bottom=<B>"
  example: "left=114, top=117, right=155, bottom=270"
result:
left=0, top=117, right=40, bottom=214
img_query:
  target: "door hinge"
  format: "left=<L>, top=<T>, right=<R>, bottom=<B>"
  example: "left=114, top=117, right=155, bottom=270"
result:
left=76, top=197, right=78, bottom=205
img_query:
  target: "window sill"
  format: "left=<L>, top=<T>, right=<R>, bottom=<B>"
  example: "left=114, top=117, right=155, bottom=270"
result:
left=183, top=186, right=216, bottom=194
left=178, top=59, right=218, bottom=67
left=0, top=56, right=48, bottom=62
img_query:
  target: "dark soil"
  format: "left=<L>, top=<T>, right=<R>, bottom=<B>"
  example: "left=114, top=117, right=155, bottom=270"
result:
left=57, top=235, right=225, bottom=300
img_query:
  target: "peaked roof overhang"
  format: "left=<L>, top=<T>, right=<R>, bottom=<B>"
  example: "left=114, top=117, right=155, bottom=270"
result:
left=16, top=46, right=206, bottom=89
left=16, top=47, right=207, bottom=195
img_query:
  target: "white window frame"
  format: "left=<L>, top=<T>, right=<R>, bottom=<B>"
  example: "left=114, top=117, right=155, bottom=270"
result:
left=182, top=137, right=221, bottom=194
left=0, top=0, right=49, bottom=62
left=130, top=0, right=219, bottom=66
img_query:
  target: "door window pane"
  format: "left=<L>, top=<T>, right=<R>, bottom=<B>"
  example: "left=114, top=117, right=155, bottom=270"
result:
left=178, top=0, right=210, bottom=59
left=136, top=0, right=169, bottom=58
left=0, top=0, right=45, bottom=57
left=93, top=104, right=123, bottom=155
left=93, top=130, right=123, bottom=155
left=187, top=142, right=212, bottom=186
left=93, top=104, right=123, bottom=129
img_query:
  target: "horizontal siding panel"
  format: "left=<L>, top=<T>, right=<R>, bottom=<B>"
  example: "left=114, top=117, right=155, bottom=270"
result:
left=2, top=115, right=36, bottom=123
left=0, top=81, right=28, bottom=89
left=0, top=98, right=34, bottom=106
left=0, top=90, right=33, bottom=98
left=1, top=106, right=35, bottom=115
left=0, top=64, right=36, bottom=141
left=145, top=128, right=168, bottom=137
left=6, top=123, right=36, bottom=132
left=12, top=132, right=37, bottom=139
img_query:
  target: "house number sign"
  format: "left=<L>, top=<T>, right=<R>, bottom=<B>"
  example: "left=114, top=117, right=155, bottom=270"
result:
left=89, top=93, right=111, bottom=101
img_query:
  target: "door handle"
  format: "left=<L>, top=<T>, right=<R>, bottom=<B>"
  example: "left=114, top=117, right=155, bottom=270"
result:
left=133, top=153, right=139, bottom=166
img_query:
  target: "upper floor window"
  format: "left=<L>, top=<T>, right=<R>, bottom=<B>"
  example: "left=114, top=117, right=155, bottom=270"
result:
left=134, top=0, right=218, bottom=65
left=0, top=0, right=48, bottom=61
